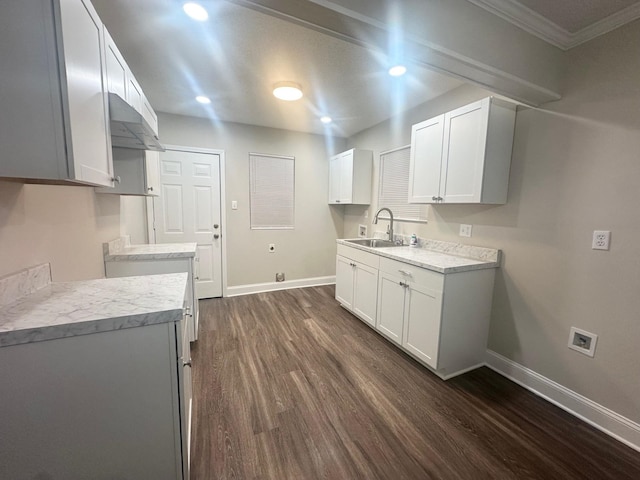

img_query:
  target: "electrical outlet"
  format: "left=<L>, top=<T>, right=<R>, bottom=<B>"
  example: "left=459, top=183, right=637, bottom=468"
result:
left=358, top=224, right=367, bottom=238
left=459, top=224, right=472, bottom=237
left=231, top=200, right=238, bottom=210
left=268, top=243, right=275, bottom=253
left=568, top=327, right=598, bottom=357
left=592, top=230, right=610, bottom=250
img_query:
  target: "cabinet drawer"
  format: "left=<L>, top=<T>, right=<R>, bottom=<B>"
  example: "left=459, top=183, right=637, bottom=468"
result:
left=379, top=257, right=444, bottom=291
left=337, top=244, right=380, bottom=269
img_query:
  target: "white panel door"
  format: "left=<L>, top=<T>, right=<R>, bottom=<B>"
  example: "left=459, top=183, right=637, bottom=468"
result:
left=154, top=149, right=223, bottom=298
left=353, top=263, right=378, bottom=327
left=376, top=271, right=406, bottom=345
left=402, top=282, right=443, bottom=369
left=59, top=0, right=113, bottom=187
left=335, top=255, right=354, bottom=309
left=440, top=99, right=489, bottom=203
left=408, top=115, right=444, bottom=203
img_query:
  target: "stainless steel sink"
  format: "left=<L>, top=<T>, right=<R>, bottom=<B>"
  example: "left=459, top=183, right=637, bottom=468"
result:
left=345, top=238, right=402, bottom=248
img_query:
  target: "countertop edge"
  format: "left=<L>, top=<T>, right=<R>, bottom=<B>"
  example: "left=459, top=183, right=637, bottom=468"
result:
left=336, top=239, right=500, bottom=273
left=0, top=307, right=184, bottom=348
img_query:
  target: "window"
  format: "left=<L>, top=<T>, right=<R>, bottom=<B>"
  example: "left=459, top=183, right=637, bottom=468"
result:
left=249, top=153, right=295, bottom=229
left=377, top=145, right=427, bottom=222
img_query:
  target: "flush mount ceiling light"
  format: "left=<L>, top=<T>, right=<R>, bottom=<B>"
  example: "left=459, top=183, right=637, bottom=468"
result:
left=272, top=82, right=303, bottom=101
left=320, top=116, right=332, bottom=124
left=388, top=65, right=407, bottom=77
left=183, top=2, right=208, bottom=21
left=195, top=95, right=211, bottom=104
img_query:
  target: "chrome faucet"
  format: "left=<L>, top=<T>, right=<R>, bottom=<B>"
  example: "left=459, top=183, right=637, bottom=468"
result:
left=373, top=207, right=394, bottom=242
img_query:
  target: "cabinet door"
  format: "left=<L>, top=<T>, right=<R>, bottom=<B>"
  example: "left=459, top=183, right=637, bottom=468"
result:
left=440, top=99, right=489, bottom=203
left=145, top=150, right=160, bottom=196
left=353, top=263, right=378, bottom=327
left=128, top=75, right=143, bottom=113
left=328, top=155, right=342, bottom=203
left=142, top=94, right=159, bottom=135
left=104, top=28, right=127, bottom=100
left=335, top=255, right=354, bottom=309
left=409, top=115, right=444, bottom=203
left=402, top=282, right=443, bottom=369
left=339, top=150, right=354, bottom=203
left=376, top=271, right=405, bottom=345
left=59, top=0, right=113, bottom=187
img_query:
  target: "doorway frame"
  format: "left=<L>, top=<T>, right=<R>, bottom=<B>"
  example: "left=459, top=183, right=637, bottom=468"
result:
left=146, top=144, right=228, bottom=297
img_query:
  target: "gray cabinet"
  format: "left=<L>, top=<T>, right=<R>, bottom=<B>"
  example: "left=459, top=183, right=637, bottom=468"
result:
left=0, top=0, right=114, bottom=187
left=96, top=147, right=160, bottom=196
left=0, top=319, right=191, bottom=479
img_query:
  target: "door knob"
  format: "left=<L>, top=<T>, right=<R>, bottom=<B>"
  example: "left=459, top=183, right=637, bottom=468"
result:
left=213, top=234, right=220, bottom=239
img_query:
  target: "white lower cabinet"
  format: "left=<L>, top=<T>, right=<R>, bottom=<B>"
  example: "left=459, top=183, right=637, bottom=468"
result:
left=335, top=245, right=379, bottom=327
left=336, top=244, right=495, bottom=379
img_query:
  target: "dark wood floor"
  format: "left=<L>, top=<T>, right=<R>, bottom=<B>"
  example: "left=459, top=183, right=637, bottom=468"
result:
left=190, top=285, right=640, bottom=480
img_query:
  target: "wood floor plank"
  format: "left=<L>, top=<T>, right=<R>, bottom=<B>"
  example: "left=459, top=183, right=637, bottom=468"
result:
left=190, top=286, right=640, bottom=479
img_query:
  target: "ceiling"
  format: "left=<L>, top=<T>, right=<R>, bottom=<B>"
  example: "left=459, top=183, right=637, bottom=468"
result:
left=92, top=0, right=463, bottom=138
left=469, top=0, right=640, bottom=49
left=92, top=0, right=640, bottom=136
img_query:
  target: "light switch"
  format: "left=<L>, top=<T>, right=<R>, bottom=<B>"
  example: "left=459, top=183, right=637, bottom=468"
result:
left=231, top=200, right=238, bottom=210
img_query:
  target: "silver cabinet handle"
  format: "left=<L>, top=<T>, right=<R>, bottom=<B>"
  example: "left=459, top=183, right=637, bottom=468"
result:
left=183, top=361, right=192, bottom=368
left=213, top=234, right=220, bottom=239
left=112, top=176, right=121, bottom=184
left=194, top=276, right=199, bottom=280
left=147, top=186, right=154, bottom=192
left=336, top=200, right=341, bottom=203
left=398, top=269, right=412, bottom=276
left=214, top=224, right=219, bottom=229
left=432, top=196, right=438, bottom=201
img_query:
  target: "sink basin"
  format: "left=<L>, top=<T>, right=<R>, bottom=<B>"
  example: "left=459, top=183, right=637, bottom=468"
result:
left=346, top=238, right=402, bottom=248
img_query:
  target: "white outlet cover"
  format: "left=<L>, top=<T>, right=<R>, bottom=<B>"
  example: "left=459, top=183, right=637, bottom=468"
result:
left=592, top=230, right=610, bottom=250
left=231, top=200, right=238, bottom=210
left=568, top=326, right=598, bottom=357
left=459, top=224, right=472, bottom=237
left=358, top=224, right=367, bottom=238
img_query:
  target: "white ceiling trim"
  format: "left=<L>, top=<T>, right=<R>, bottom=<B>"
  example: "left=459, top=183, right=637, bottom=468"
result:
left=467, top=0, right=640, bottom=50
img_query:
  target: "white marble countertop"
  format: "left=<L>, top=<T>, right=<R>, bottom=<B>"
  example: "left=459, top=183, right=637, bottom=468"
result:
left=104, top=236, right=196, bottom=261
left=0, top=273, right=188, bottom=348
left=337, top=238, right=500, bottom=274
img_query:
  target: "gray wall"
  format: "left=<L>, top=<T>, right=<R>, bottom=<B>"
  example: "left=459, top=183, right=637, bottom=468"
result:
left=157, top=113, right=347, bottom=287
left=344, top=20, right=640, bottom=423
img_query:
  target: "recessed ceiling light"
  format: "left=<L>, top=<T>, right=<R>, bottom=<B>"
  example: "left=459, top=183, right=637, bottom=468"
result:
left=195, top=95, right=211, bottom=104
left=320, top=116, right=332, bottom=124
left=183, top=2, right=208, bottom=21
left=273, top=82, right=303, bottom=101
left=388, top=65, right=407, bottom=77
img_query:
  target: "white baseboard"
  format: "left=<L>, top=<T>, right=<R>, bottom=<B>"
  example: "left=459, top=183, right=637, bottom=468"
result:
left=485, top=350, right=640, bottom=453
left=225, top=276, right=335, bottom=297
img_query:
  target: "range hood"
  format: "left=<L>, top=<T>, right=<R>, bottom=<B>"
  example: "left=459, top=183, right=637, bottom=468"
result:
left=108, top=93, right=165, bottom=152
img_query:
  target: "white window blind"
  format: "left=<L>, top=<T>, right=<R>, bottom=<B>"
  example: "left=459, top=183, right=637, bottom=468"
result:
left=250, top=153, right=295, bottom=229
left=378, top=146, right=426, bottom=222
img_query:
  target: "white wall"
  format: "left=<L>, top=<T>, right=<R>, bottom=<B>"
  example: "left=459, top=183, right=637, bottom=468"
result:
left=157, top=113, right=347, bottom=287
left=344, top=20, right=640, bottom=425
left=0, top=181, right=120, bottom=281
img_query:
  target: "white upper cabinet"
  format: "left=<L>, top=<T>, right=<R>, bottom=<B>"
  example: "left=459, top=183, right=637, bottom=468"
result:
left=104, top=25, right=158, bottom=136
left=104, top=28, right=128, bottom=100
left=408, top=97, right=516, bottom=204
left=0, top=0, right=114, bottom=187
left=328, top=148, right=373, bottom=204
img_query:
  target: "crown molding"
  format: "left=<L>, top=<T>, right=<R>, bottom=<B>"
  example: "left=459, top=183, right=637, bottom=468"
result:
left=467, top=0, right=640, bottom=50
